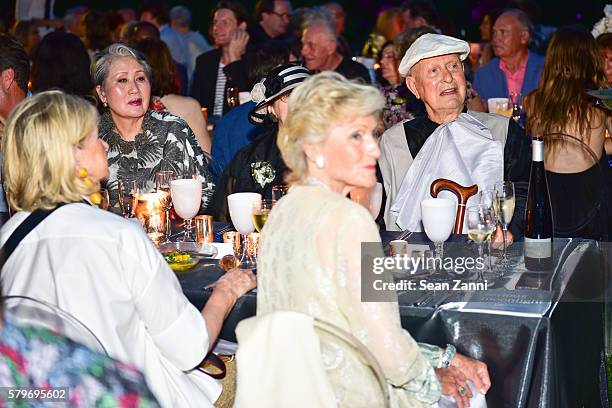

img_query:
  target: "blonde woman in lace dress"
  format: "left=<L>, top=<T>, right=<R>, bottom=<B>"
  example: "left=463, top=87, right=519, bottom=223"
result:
left=257, top=72, right=491, bottom=407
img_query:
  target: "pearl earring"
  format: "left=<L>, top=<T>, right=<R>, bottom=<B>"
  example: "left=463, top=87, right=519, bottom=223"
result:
left=315, top=155, right=325, bottom=169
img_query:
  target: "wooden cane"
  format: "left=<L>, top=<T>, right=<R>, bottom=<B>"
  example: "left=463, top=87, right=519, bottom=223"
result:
left=430, top=179, right=479, bottom=234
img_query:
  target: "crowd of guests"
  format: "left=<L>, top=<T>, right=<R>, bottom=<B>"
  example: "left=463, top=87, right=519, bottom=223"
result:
left=0, top=0, right=610, bottom=406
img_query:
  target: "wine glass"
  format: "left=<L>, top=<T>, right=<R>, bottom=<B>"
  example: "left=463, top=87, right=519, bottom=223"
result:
left=227, top=192, right=261, bottom=270
left=155, top=170, right=176, bottom=243
left=509, top=92, right=523, bottom=122
left=479, top=188, right=499, bottom=271
left=467, top=205, right=497, bottom=282
left=118, top=178, right=139, bottom=218
left=170, top=178, right=202, bottom=242
left=252, top=199, right=273, bottom=233
left=421, top=198, right=455, bottom=271
left=494, top=181, right=515, bottom=264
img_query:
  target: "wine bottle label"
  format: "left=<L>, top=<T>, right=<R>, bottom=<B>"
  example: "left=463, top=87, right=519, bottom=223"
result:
left=532, top=139, right=544, bottom=162
left=524, top=237, right=551, bottom=258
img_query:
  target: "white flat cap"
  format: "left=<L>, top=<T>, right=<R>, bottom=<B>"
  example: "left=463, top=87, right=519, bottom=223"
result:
left=398, top=33, right=470, bottom=77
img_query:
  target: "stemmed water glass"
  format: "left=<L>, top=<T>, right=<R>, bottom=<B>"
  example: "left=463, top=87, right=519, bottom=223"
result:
left=421, top=198, right=455, bottom=272
left=494, top=181, right=515, bottom=265
left=227, top=193, right=261, bottom=270
left=155, top=170, right=176, bottom=243
left=252, top=199, right=273, bottom=233
left=170, top=178, right=202, bottom=241
left=118, top=178, right=139, bottom=218
left=467, top=205, right=497, bottom=282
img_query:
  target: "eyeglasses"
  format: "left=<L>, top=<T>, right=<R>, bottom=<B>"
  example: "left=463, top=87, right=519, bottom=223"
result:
left=270, top=11, right=291, bottom=19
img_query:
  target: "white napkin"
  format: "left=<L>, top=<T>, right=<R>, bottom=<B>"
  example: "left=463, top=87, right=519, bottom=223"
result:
left=390, top=113, right=503, bottom=232
left=204, top=243, right=234, bottom=259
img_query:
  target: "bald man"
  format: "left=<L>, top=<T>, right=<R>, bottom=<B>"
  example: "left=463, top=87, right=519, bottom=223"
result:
left=473, top=9, right=544, bottom=108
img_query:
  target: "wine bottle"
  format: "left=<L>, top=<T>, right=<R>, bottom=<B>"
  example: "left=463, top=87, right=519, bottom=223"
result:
left=523, top=137, right=554, bottom=271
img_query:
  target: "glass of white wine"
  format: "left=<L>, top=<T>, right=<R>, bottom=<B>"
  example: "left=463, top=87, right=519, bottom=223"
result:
left=252, top=199, right=273, bottom=232
left=494, top=181, right=515, bottom=264
left=480, top=188, right=498, bottom=270
left=467, top=205, right=497, bottom=282
left=155, top=170, right=175, bottom=243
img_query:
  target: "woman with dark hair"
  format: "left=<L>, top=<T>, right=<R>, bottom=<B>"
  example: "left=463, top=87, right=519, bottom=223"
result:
left=30, top=31, right=94, bottom=101
left=135, top=37, right=211, bottom=153
left=81, top=10, right=113, bottom=58
left=526, top=25, right=612, bottom=239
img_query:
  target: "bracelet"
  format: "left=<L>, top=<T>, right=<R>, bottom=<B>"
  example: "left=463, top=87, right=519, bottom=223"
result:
left=440, top=344, right=456, bottom=368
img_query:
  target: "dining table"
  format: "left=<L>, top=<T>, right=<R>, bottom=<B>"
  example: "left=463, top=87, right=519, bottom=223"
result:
left=174, top=222, right=609, bottom=408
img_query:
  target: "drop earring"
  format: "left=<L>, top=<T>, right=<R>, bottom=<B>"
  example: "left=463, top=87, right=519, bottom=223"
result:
left=79, top=168, right=102, bottom=205
left=314, top=155, right=325, bottom=169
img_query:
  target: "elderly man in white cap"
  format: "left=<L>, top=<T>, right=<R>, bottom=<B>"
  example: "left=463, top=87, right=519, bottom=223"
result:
left=378, top=33, right=531, bottom=234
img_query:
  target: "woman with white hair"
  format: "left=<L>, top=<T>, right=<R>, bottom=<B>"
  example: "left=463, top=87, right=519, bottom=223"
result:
left=92, top=43, right=215, bottom=208
left=257, top=72, right=490, bottom=407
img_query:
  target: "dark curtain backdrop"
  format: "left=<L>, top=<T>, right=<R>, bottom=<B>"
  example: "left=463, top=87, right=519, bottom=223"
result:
left=3, top=0, right=610, bottom=52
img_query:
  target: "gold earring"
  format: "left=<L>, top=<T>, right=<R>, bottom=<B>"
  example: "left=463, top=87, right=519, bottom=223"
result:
left=79, top=168, right=102, bottom=205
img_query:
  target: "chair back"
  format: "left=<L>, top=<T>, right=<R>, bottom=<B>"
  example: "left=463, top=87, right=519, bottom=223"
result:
left=430, top=178, right=479, bottom=234
left=313, top=318, right=391, bottom=408
left=234, top=310, right=390, bottom=408
left=3, top=295, right=108, bottom=356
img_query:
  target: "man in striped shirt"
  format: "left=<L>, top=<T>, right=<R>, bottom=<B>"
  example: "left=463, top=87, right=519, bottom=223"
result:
left=191, top=1, right=250, bottom=122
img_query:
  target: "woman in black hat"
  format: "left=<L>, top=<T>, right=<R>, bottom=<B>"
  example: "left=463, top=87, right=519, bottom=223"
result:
left=211, top=63, right=311, bottom=221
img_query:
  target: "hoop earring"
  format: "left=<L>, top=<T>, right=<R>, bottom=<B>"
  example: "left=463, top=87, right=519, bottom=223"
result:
left=315, top=155, right=325, bottom=169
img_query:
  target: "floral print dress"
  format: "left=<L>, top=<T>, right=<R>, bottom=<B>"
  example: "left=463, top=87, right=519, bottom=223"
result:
left=0, top=319, right=159, bottom=407
left=99, top=109, right=215, bottom=210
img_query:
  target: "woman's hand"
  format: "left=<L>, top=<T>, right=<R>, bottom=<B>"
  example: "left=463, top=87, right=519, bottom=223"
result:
left=213, top=268, right=256, bottom=301
left=435, top=366, right=471, bottom=408
left=451, top=353, right=491, bottom=395
left=491, top=225, right=513, bottom=249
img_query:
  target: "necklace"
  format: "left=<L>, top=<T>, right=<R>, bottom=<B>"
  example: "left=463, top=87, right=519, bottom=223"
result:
left=303, top=177, right=333, bottom=192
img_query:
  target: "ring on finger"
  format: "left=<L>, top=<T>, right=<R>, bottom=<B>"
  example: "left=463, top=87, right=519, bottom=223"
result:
left=458, top=385, right=468, bottom=396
